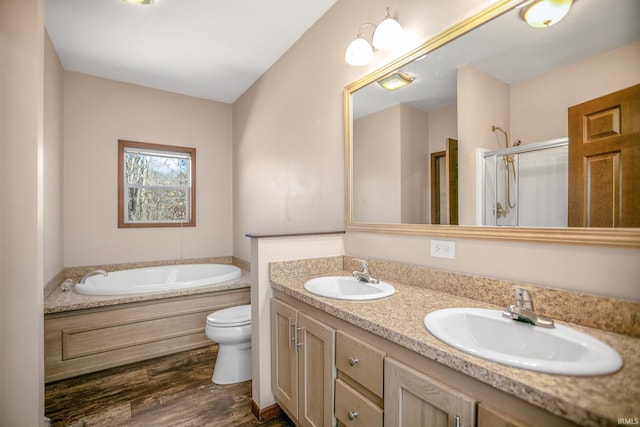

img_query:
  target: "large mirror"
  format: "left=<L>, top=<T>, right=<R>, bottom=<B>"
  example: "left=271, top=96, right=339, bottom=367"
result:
left=345, top=0, right=640, bottom=247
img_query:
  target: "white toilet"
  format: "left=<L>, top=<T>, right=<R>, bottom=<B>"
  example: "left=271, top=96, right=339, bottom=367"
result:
left=205, top=304, right=252, bottom=385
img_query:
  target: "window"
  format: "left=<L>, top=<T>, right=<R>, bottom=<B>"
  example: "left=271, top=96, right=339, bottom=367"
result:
left=118, top=140, right=196, bottom=228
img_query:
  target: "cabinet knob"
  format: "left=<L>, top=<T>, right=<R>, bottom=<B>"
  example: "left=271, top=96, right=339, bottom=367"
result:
left=348, top=356, right=359, bottom=366
left=348, top=410, right=358, bottom=420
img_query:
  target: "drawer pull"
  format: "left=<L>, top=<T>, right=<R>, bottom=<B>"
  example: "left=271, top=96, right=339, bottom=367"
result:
left=349, top=356, right=359, bottom=366
left=348, top=410, right=358, bottom=420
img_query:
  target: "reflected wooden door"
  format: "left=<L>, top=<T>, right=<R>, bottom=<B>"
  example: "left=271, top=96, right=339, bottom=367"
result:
left=430, top=138, right=458, bottom=225
left=568, top=84, right=640, bottom=227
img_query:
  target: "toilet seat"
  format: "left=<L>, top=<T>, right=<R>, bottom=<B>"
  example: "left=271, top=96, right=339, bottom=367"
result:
left=206, top=304, right=251, bottom=327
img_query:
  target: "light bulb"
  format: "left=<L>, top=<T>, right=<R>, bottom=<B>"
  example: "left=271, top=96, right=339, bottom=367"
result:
left=345, top=36, right=374, bottom=66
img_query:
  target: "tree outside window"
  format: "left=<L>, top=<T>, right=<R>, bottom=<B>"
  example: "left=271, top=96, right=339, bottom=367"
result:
left=118, top=140, right=196, bottom=228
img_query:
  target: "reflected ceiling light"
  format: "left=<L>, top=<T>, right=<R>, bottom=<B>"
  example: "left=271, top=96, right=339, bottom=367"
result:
left=345, top=7, right=404, bottom=66
left=521, top=0, right=573, bottom=28
left=377, top=71, right=414, bottom=91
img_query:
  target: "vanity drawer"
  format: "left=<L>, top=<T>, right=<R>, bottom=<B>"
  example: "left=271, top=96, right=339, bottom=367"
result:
left=336, top=330, right=385, bottom=398
left=335, top=378, right=383, bottom=427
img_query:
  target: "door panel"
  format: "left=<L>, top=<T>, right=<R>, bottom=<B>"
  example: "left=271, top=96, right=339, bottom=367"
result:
left=568, top=84, right=640, bottom=227
left=298, top=312, right=335, bottom=427
left=385, top=358, right=476, bottom=427
left=271, top=298, right=298, bottom=418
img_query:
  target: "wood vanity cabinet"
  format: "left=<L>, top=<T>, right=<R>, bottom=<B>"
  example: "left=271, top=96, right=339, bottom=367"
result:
left=271, top=293, right=579, bottom=427
left=385, top=357, right=476, bottom=427
left=271, top=298, right=335, bottom=427
left=335, top=331, right=385, bottom=427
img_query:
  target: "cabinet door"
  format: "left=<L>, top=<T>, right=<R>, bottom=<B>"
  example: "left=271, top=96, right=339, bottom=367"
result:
left=385, top=358, right=476, bottom=427
left=298, top=311, right=335, bottom=427
left=478, top=404, right=528, bottom=427
left=271, top=298, right=298, bottom=419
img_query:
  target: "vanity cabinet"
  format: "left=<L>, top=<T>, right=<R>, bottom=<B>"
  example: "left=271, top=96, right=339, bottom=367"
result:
left=271, top=298, right=335, bottom=427
left=385, top=357, right=476, bottom=427
left=335, top=331, right=385, bottom=427
left=477, top=404, right=529, bottom=427
left=271, top=291, right=579, bottom=427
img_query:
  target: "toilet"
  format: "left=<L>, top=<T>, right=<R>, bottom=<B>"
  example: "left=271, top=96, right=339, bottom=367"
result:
left=205, top=304, right=252, bottom=385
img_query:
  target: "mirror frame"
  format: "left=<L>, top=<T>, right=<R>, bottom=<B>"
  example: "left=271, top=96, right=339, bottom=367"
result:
left=344, top=0, right=640, bottom=248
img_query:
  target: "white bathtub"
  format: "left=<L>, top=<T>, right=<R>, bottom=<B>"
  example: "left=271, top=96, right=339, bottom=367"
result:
left=75, top=264, right=242, bottom=296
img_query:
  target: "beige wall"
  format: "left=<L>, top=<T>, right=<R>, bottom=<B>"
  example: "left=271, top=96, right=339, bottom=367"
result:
left=511, top=41, right=640, bottom=143
left=400, top=104, right=429, bottom=224
left=353, top=105, right=401, bottom=222
left=233, top=0, right=496, bottom=262
left=0, top=0, right=45, bottom=424
left=428, top=104, right=457, bottom=153
left=44, top=31, right=64, bottom=284
left=457, top=64, right=510, bottom=225
left=64, top=72, right=234, bottom=266
left=233, top=0, right=640, bottom=302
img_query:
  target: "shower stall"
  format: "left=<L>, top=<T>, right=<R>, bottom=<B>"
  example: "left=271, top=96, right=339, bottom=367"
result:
left=482, top=137, right=568, bottom=227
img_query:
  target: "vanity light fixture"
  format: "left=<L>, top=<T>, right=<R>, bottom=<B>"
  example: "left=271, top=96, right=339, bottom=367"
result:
left=372, top=7, right=405, bottom=51
left=377, top=71, right=414, bottom=91
left=345, top=24, right=376, bottom=67
left=345, top=7, right=404, bottom=66
left=521, top=0, right=573, bottom=28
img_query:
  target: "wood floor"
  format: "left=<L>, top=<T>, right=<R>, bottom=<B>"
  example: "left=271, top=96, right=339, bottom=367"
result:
left=45, top=345, right=294, bottom=427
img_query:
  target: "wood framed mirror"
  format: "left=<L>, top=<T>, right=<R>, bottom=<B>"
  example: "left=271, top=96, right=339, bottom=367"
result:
left=344, top=0, right=640, bottom=248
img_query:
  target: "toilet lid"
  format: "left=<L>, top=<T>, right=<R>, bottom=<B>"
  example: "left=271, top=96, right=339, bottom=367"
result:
left=206, top=304, right=251, bottom=327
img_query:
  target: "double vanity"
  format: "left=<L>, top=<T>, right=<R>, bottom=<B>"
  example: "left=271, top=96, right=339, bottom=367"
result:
left=269, top=256, right=639, bottom=427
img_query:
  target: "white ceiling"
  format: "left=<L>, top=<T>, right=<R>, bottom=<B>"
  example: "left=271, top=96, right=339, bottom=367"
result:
left=45, top=0, right=336, bottom=103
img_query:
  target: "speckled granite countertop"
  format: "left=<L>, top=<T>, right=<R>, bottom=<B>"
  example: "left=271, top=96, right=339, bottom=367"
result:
left=44, top=270, right=251, bottom=314
left=271, top=270, right=640, bottom=427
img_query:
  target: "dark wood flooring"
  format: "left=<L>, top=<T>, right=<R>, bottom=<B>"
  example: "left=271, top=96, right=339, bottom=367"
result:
left=45, top=345, right=294, bottom=427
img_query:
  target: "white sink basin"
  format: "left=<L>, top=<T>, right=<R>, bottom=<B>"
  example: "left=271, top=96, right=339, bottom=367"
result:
left=424, top=308, right=623, bottom=375
left=304, top=276, right=395, bottom=301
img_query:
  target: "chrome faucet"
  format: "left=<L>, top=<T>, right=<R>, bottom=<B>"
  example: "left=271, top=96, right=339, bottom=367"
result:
left=351, top=259, right=379, bottom=284
left=502, top=287, right=554, bottom=328
left=79, top=269, right=108, bottom=284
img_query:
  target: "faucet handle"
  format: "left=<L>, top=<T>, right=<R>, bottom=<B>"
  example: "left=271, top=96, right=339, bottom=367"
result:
left=352, top=258, right=369, bottom=274
left=513, top=287, right=534, bottom=311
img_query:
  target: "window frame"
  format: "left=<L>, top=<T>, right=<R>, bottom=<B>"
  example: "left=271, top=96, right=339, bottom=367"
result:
left=117, top=140, right=196, bottom=228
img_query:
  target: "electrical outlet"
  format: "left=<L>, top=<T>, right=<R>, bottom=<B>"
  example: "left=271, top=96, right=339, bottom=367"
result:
left=430, top=239, right=455, bottom=259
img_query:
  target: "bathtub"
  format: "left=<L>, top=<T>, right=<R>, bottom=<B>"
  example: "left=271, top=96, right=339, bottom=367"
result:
left=75, top=263, right=242, bottom=295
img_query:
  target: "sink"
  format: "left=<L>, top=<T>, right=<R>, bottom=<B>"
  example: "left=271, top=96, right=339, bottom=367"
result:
left=304, top=276, right=395, bottom=301
left=424, top=308, right=622, bottom=375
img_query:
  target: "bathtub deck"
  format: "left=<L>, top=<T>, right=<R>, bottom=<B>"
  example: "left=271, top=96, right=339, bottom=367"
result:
left=45, top=345, right=294, bottom=427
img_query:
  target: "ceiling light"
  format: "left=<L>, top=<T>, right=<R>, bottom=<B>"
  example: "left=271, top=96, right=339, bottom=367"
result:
left=521, top=0, right=573, bottom=28
left=123, top=0, right=152, bottom=5
left=372, top=8, right=404, bottom=50
left=377, top=71, right=414, bottom=91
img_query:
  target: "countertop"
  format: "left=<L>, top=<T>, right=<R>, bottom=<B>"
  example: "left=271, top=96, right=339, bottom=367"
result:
left=271, top=270, right=640, bottom=427
left=44, top=270, right=251, bottom=314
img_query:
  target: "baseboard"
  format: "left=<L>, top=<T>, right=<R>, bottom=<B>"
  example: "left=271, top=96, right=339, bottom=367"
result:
left=250, top=399, right=283, bottom=423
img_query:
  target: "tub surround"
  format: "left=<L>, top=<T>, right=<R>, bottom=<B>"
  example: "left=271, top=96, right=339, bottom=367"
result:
left=45, top=262, right=251, bottom=382
left=269, top=256, right=640, bottom=426
left=44, top=256, right=250, bottom=314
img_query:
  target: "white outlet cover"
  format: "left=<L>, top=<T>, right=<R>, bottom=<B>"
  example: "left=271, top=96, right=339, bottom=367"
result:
left=430, top=239, right=455, bottom=259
